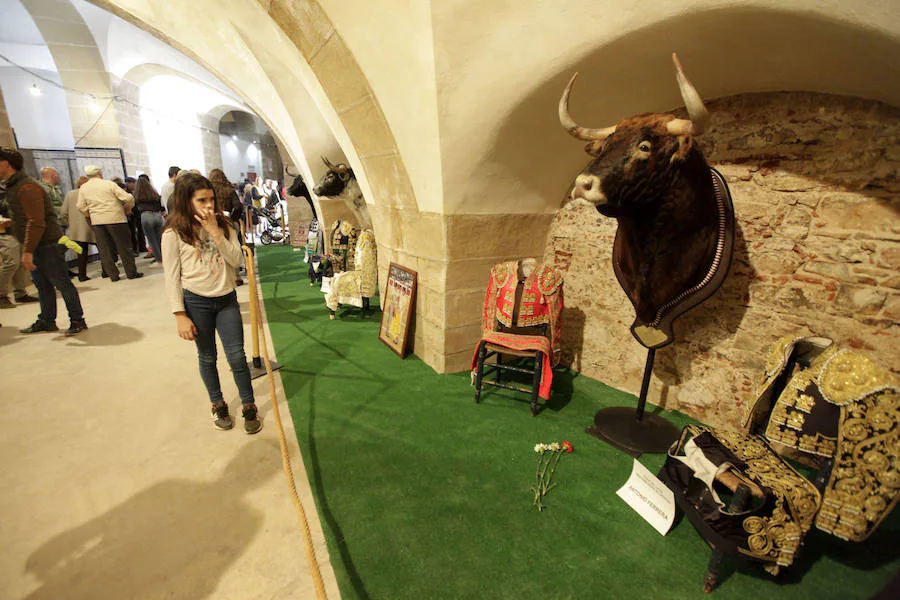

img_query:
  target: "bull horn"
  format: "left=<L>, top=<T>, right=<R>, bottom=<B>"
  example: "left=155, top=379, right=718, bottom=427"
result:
left=321, top=155, right=335, bottom=170
left=667, top=53, right=710, bottom=136
left=559, top=73, right=616, bottom=142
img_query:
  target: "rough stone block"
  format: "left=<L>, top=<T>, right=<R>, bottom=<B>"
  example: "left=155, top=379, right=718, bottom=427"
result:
left=268, top=0, right=334, bottom=59
left=340, top=98, right=396, bottom=159
left=834, top=284, right=887, bottom=315
left=445, top=213, right=553, bottom=260
left=362, top=154, right=417, bottom=210
left=310, top=35, right=370, bottom=112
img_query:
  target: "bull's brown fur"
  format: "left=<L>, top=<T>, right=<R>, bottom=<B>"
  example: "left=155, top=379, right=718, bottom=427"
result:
left=575, top=113, right=718, bottom=324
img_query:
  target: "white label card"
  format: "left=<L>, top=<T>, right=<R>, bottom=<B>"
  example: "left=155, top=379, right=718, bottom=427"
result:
left=615, top=459, right=676, bottom=536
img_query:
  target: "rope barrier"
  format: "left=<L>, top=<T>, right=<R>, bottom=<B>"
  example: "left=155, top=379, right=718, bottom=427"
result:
left=241, top=244, right=328, bottom=600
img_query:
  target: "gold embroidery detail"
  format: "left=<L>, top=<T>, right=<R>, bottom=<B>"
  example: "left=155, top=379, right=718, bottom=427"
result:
left=795, top=394, right=816, bottom=413
left=536, top=264, right=563, bottom=296
left=786, top=411, right=806, bottom=431
left=819, top=351, right=899, bottom=407
left=798, top=432, right=837, bottom=458
left=697, top=426, right=820, bottom=568
left=816, top=386, right=900, bottom=541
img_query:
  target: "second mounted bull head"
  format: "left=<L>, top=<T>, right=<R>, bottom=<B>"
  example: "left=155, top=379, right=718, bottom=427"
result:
left=313, top=156, right=372, bottom=230
left=561, top=54, right=734, bottom=348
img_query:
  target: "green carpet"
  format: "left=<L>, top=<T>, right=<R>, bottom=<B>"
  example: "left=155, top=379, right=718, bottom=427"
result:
left=257, top=246, right=898, bottom=600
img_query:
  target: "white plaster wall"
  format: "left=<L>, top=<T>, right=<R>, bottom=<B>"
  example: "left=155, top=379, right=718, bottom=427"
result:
left=0, top=1, right=73, bottom=149
left=0, top=70, right=74, bottom=149
left=219, top=134, right=263, bottom=183
left=70, top=0, right=243, bottom=103
left=320, top=0, right=443, bottom=212
left=431, top=0, right=900, bottom=215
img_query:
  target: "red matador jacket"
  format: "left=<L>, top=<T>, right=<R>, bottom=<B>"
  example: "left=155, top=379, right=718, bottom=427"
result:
left=471, top=260, right=564, bottom=400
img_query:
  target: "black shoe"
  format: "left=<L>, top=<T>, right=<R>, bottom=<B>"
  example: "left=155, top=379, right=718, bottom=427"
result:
left=14, top=294, right=39, bottom=303
left=211, top=402, right=234, bottom=430
left=242, top=404, right=262, bottom=435
left=19, top=320, right=58, bottom=334
left=65, top=319, right=88, bottom=336
left=109, top=276, right=120, bottom=282
left=78, top=275, right=91, bottom=282
left=101, top=272, right=109, bottom=278
left=127, top=273, right=144, bottom=279
left=68, top=270, right=77, bottom=278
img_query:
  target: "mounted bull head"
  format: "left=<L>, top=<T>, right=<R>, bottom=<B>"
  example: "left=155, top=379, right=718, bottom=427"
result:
left=560, top=53, right=733, bottom=348
left=313, top=156, right=373, bottom=230
left=314, top=156, right=354, bottom=196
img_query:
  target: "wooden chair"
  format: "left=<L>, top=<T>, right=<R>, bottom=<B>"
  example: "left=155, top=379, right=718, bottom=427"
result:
left=473, top=323, right=548, bottom=416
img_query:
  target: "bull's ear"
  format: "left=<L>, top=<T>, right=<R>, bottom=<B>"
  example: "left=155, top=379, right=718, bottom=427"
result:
left=585, top=141, right=603, bottom=157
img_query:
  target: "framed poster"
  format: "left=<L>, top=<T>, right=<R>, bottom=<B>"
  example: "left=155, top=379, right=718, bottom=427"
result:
left=379, top=262, right=417, bottom=358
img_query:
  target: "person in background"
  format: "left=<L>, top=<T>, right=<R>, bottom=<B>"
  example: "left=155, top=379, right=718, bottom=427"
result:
left=0, top=147, right=86, bottom=335
left=39, top=166, right=76, bottom=278
left=124, top=176, right=148, bottom=257
left=59, top=176, right=96, bottom=281
left=39, top=167, right=63, bottom=215
left=208, top=168, right=244, bottom=286
left=0, top=183, right=40, bottom=307
left=161, top=172, right=261, bottom=434
left=133, top=176, right=165, bottom=265
left=161, top=165, right=179, bottom=214
left=77, top=165, right=143, bottom=282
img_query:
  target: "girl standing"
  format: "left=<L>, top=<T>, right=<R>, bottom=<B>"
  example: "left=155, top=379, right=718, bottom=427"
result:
left=133, top=176, right=165, bottom=264
left=161, top=172, right=261, bottom=433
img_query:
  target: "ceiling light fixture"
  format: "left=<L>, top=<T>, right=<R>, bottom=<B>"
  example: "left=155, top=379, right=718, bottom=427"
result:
left=29, top=83, right=42, bottom=97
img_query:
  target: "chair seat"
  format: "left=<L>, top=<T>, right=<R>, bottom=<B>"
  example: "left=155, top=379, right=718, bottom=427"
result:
left=484, top=343, right=540, bottom=358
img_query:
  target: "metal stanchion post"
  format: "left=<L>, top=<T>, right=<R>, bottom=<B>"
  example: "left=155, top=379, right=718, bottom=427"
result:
left=243, top=246, right=282, bottom=379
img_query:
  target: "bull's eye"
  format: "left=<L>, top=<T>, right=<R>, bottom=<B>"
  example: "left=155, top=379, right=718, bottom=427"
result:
left=638, top=141, right=652, bottom=153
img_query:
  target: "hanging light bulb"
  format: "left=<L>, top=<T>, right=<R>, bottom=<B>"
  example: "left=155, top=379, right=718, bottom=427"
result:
left=29, top=83, right=42, bottom=97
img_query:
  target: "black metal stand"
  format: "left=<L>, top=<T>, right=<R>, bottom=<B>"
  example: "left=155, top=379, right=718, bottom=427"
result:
left=586, top=347, right=681, bottom=456
left=249, top=357, right=283, bottom=380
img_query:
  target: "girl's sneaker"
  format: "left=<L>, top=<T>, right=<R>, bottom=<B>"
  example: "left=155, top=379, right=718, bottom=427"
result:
left=242, top=404, right=262, bottom=435
left=211, top=402, right=234, bottom=430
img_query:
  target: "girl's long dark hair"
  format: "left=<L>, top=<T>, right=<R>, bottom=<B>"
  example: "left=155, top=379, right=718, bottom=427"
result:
left=133, top=178, right=160, bottom=204
left=164, top=172, right=232, bottom=246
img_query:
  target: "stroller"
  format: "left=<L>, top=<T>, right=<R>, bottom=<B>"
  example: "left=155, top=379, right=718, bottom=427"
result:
left=251, top=203, right=290, bottom=245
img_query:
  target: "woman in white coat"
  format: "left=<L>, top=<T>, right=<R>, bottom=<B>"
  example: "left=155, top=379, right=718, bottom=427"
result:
left=59, top=176, right=97, bottom=282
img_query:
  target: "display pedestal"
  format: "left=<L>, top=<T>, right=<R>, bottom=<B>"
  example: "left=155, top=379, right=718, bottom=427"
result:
left=586, top=347, right=680, bottom=457
left=249, top=357, right=283, bottom=380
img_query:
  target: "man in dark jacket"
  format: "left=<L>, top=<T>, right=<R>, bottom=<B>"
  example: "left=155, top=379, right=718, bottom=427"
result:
left=0, top=147, right=86, bottom=335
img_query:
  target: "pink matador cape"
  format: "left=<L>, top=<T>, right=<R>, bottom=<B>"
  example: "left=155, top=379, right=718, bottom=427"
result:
left=471, top=260, right=564, bottom=400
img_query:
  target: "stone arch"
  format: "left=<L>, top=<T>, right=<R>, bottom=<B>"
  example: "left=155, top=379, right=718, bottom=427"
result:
left=19, top=0, right=120, bottom=148
left=88, top=0, right=450, bottom=370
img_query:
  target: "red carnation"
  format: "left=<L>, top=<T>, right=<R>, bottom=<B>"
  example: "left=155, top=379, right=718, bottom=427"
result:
left=562, top=440, right=574, bottom=453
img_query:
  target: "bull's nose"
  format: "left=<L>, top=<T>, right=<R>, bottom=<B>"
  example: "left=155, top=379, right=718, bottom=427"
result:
left=569, top=174, right=605, bottom=203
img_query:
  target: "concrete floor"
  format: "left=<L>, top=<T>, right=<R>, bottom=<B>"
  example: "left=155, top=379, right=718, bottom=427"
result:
left=0, top=256, right=340, bottom=599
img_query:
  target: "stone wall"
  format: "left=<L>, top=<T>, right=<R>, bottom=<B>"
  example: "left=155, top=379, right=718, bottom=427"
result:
left=0, top=88, right=15, bottom=148
left=545, top=91, right=900, bottom=430
left=112, top=78, right=150, bottom=176
left=198, top=113, right=223, bottom=175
